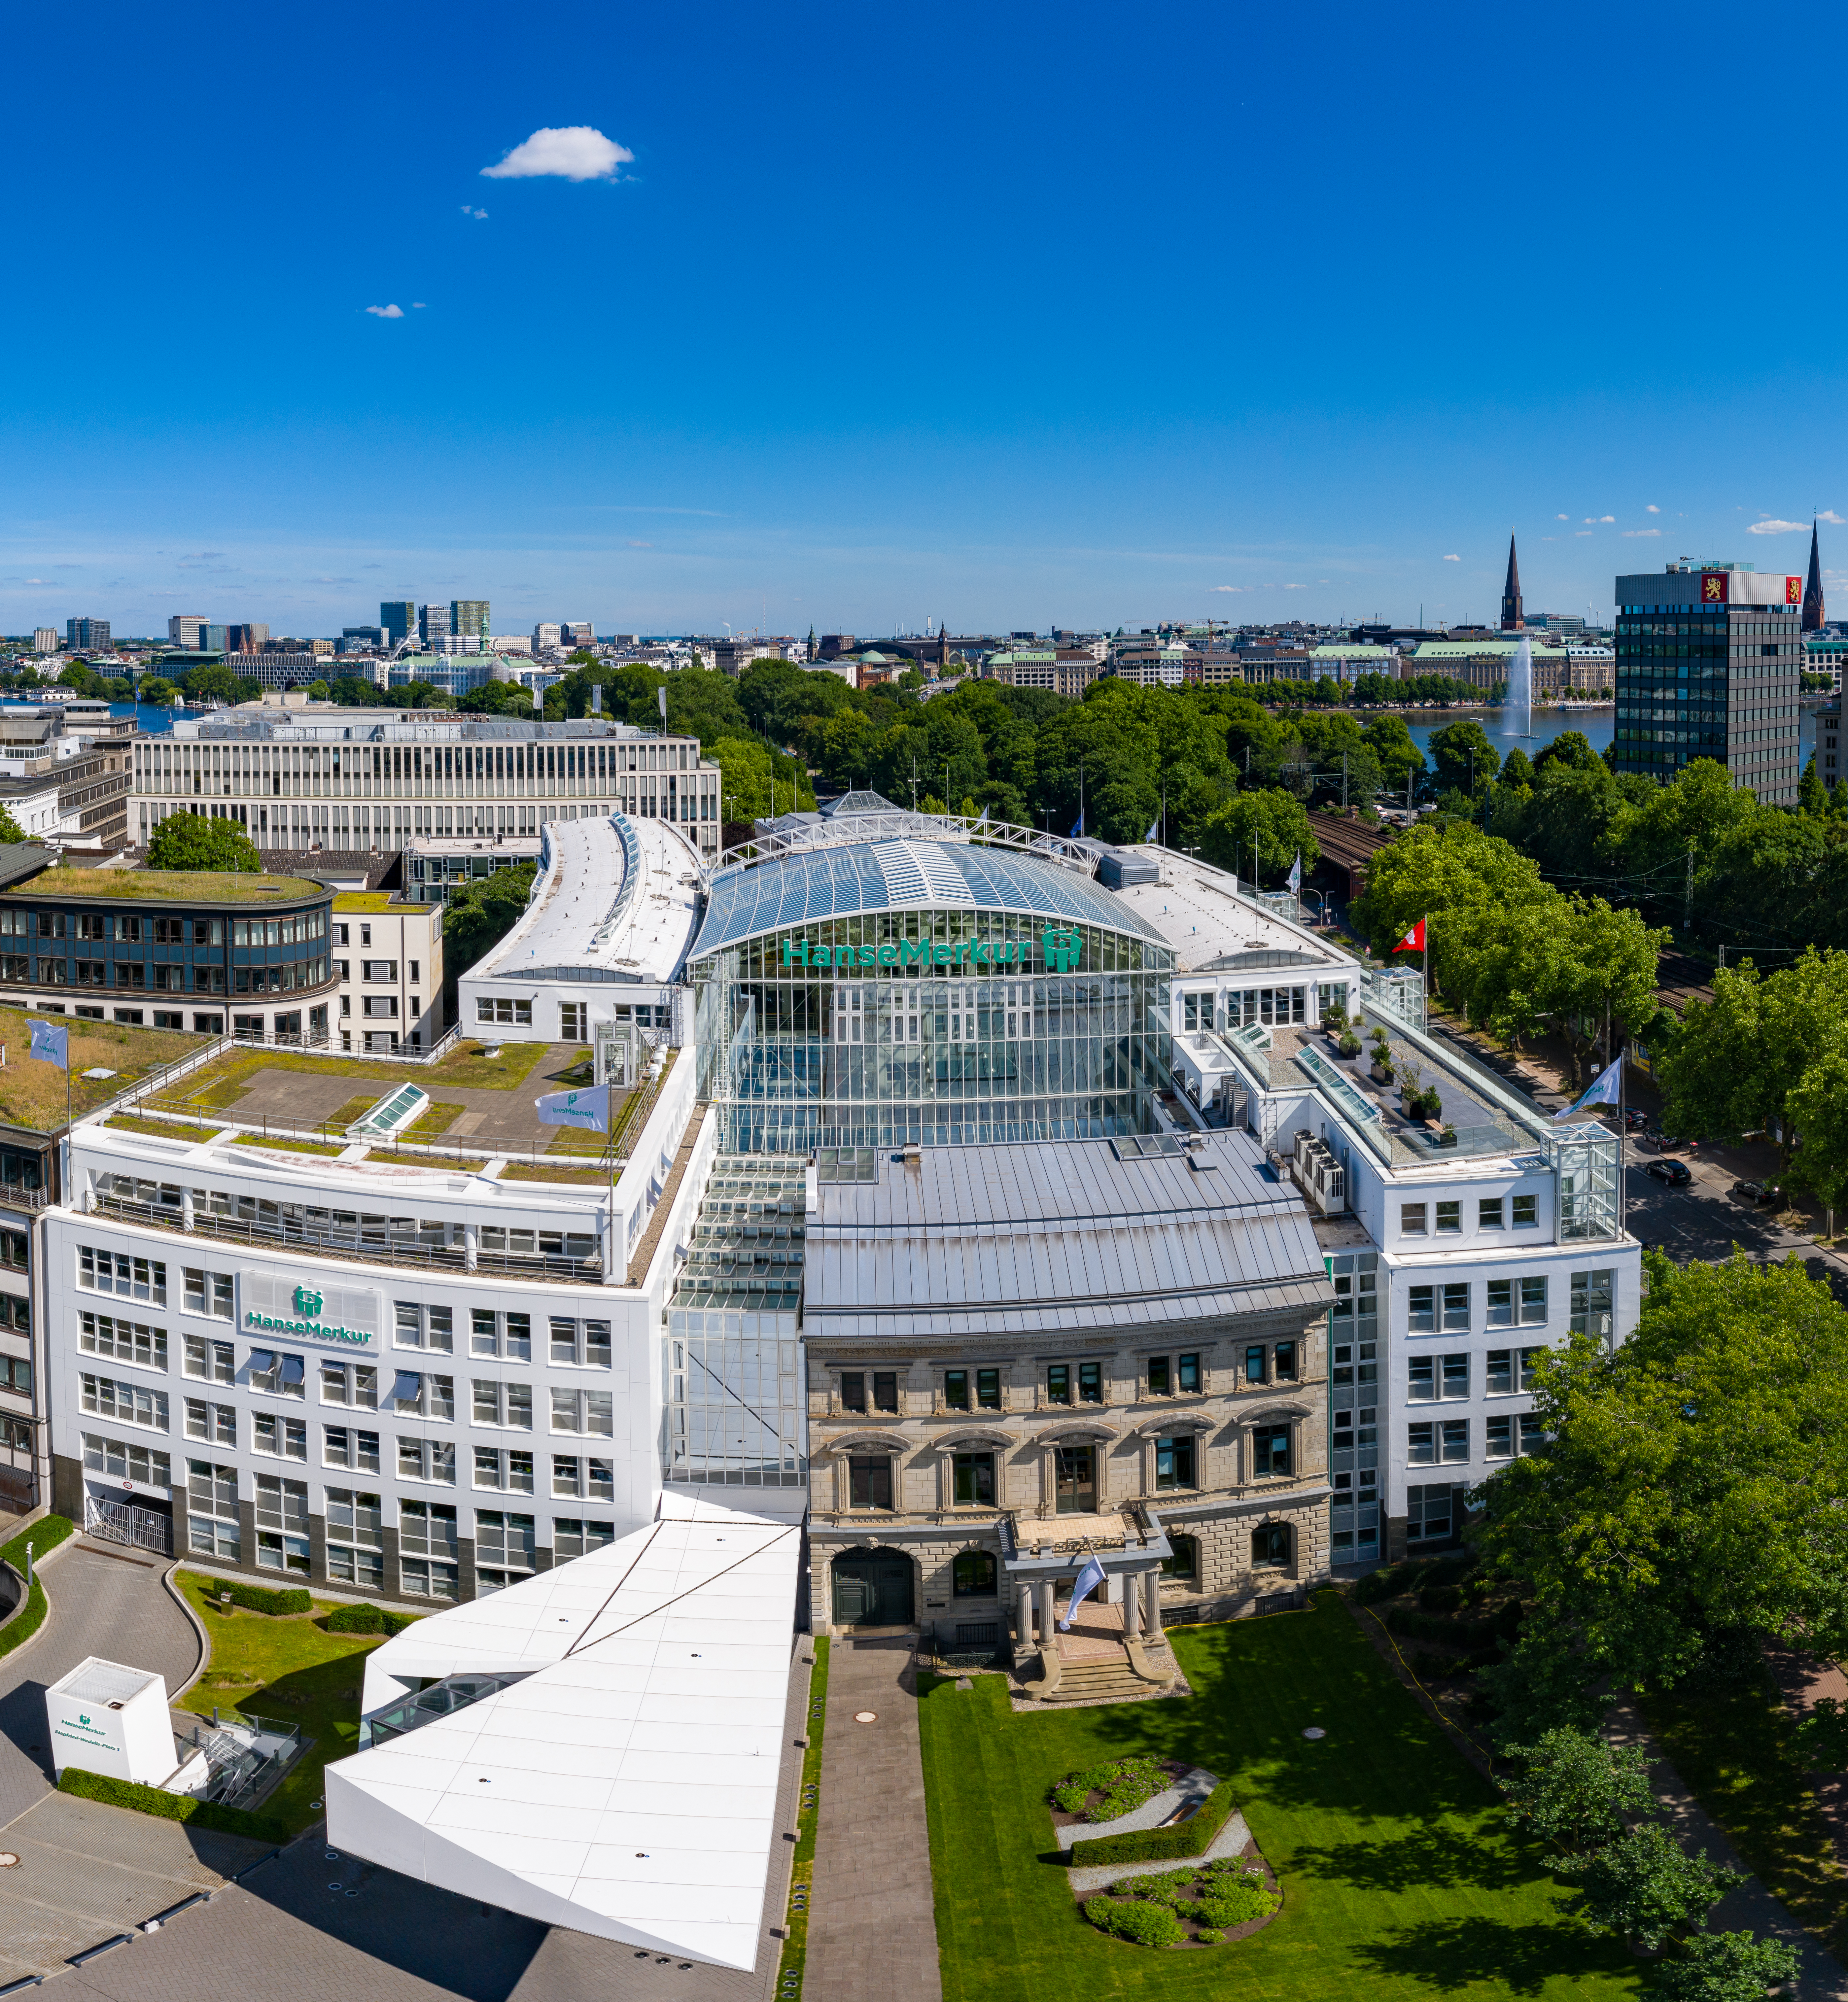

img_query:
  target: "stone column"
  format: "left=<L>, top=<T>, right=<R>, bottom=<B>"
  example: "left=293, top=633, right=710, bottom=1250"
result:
left=1016, top=1581, right=1035, bottom=1647
left=464, top=1222, right=479, bottom=1273
left=1038, top=1578, right=1057, bottom=1644
left=1122, top=1572, right=1142, bottom=1640
left=1142, top=1567, right=1162, bottom=1639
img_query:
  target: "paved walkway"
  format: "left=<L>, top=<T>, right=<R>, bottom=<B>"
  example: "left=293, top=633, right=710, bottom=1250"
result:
left=805, top=1637, right=941, bottom=2002
left=0, top=1539, right=201, bottom=1831
left=1608, top=1699, right=1848, bottom=2002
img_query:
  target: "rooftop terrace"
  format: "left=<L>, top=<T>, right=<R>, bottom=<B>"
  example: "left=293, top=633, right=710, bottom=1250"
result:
left=3, top=868, right=325, bottom=903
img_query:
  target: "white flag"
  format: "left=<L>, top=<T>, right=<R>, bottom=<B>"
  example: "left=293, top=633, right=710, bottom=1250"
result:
left=535, top=1083, right=611, bottom=1131
left=1058, top=1554, right=1108, bottom=1632
left=1145, top=815, right=1160, bottom=843
left=1553, top=1054, right=1622, bottom=1121
left=1287, top=850, right=1302, bottom=896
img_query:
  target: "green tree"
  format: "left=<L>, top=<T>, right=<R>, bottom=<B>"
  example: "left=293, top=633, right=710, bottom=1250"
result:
left=1350, top=820, right=1550, bottom=995
left=1534, top=729, right=1601, bottom=775
left=181, top=663, right=241, bottom=704
left=1500, top=1727, right=1654, bottom=1859
left=1657, top=951, right=1848, bottom=1166
left=1428, top=718, right=1500, bottom=795
left=137, top=676, right=178, bottom=705
left=1566, top=1825, right=1737, bottom=1950
left=0, top=802, right=25, bottom=845
left=1199, top=789, right=1316, bottom=885
left=1476, top=1252, right=1848, bottom=1695
left=458, top=678, right=533, bottom=716
left=305, top=679, right=330, bottom=700
left=57, top=662, right=100, bottom=695
left=1362, top=713, right=1425, bottom=795
left=146, top=812, right=261, bottom=873
left=1782, top=1041, right=1848, bottom=1233
left=706, top=736, right=813, bottom=823
left=1648, top=1929, right=1799, bottom=2001
left=1500, top=746, right=1536, bottom=791
left=1799, top=755, right=1828, bottom=816
left=442, top=862, right=537, bottom=988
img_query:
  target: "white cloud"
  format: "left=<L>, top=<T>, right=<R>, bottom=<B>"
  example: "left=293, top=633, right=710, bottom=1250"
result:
left=459, top=206, right=488, bottom=221
left=365, top=304, right=404, bottom=319
left=1646, top=503, right=1661, bottom=513
left=1821, top=510, right=1845, bottom=525
left=1599, top=514, right=1614, bottom=523
left=1622, top=528, right=1661, bottom=538
left=1575, top=530, right=1592, bottom=537
left=412, top=302, right=427, bottom=309
left=481, top=126, right=632, bottom=182
left=1209, top=585, right=1242, bottom=593
left=1283, top=582, right=1306, bottom=590
left=1442, top=553, right=1460, bottom=562
left=1746, top=518, right=1807, bottom=535
left=1583, top=515, right=1615, bottom=525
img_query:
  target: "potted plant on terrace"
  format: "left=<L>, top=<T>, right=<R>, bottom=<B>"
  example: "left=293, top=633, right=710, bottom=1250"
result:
left=1368, top=1027, right=1393, bottom=1085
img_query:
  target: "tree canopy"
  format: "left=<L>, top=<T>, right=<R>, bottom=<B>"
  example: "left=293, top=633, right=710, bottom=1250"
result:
left=145, top=812, right=261, bottom=873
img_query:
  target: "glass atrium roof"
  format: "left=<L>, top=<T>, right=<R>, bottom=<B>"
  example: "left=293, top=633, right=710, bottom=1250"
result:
left=689, top=840, right=1168, bottom=960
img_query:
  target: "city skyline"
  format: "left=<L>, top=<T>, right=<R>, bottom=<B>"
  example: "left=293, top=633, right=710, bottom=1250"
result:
left=7, top=0, right=1848, bottom=636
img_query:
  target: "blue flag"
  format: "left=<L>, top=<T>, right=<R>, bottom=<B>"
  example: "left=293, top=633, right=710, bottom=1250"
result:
left=1070, top=810, right=1085, bottom=839
left=29, top=1019, right=66, bottom=1070
left=1058, top=1553, right=1109, bottom=1633
left=534, top=1083, right=610, bottom=1132
left=1553, top=1054, right=1622, bottom=1121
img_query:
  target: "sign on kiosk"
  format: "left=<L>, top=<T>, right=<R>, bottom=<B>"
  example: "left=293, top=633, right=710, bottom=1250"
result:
left=45, top=1656, right=178, bottom=1785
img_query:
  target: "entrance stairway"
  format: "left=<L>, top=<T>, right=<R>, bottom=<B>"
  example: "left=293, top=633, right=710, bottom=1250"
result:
left=1045, top=1654, right=1157, bottom=1704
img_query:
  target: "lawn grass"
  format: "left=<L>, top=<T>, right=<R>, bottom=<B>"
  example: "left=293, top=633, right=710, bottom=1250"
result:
left=105, top=1111, right=224, bottom=1141
left=363, top=1149, right=489, bottom=1171
left=157, top=1036, right=561, bottom=1114
left=174, top=1570, right=405, bottom=1834
left=10, top=867, right=321, bottom=902
left=1641, top=1680, right=1848, bottom=1953
left=0, top=1007, right=204, bottom=1130
left=234, top=1132, right=348, bottom=1157
left=918, top=1592, right=1641, bottom=2000
left=500, top=1160, right=617, bottom=1184
left=403, top=1099, right=465, bottom=1139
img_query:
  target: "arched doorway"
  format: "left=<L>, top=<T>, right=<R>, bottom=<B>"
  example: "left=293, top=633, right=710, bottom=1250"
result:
left=831, top=1547, right=915, bottom=1629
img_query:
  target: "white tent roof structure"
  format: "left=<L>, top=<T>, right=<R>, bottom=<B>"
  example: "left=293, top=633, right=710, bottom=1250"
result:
left=324, top=1495, right=803, bottom=1971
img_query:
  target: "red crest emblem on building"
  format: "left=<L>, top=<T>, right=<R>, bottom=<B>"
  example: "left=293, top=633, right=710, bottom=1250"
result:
left=1701, top=572, right=1728, bottom=604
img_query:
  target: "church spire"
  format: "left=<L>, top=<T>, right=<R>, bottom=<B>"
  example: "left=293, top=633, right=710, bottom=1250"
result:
left=1804, top=518, right=1825, bottom=632
left=1500, top=531, right=1524, bottom=631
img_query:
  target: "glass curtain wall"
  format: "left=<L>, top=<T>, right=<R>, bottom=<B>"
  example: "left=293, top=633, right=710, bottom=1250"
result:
left=691, top=910, right=1172, bottom=1153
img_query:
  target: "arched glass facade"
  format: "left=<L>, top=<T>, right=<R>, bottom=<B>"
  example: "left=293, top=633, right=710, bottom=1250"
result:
left=690, top=905, right=1173, bottom=1152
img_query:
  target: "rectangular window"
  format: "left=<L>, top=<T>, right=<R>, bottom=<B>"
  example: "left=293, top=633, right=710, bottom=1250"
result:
left=1519, top=1276, right=1548, bottom=1326
left=1045, top=1365, right=1069, bottom=1406
left=251, top=1412, right=307, bottom=1460
left=320, top=1360, right=378, bottom=1409
left=953, top=1452, right=995, bottom=1505
left=1274, top=1340, right=1298, bottom=1383
left=1486, top=1349, right=1513, bottom=1394
left=183, top=1397, right=236, bottom=1446
left=1441, top=1353, right=1470, bottom=1400
left=1441, top=1418, right=1469, bottom=1463
left=839, top=1371, right=865, bottom=1413
left=944, top=1369, right=969, bottom=1411
left=873, top=1370, right=898, bottom=1414
left=1407, top=1354, right=1435, bottom=1401
left=79, top=1246, right=166, bottom=1305
left=248, top=1350, right=306, bottom=1398
left=1485, top=1414, right=1513, bottom=1459
left=472, top=1379, right=533, bottom=1430
left=1570, top=1269, right=1615, bottom=1340
left=1243, top=1345, right=1266, bottom=1385
left=1518, top=1413, right=1546, bottom=1455
left=1512, top=1193, right=1538, bottom=1228
left=1406, top=1482, right=1459, bottom=1544
left=1519, top=1347, right=1544, bottom=1392
left=1154, top=1435, right=1197, bottom=1490
left=1440, top=1283, right=1470, bottom=1332
left=1408, top=1285, right=1435, bottom=1333
left=474, top=1509, right=536, bottom=1576
left=81, top=1374, right=169, bottom=1431
left=80, top=1312, right=166, bottom=1371
left=554, top=1518, right=615, bottom=1561
left=397, top=1436, right=457, bottom=1484
left=1252, top=1425, right=1291, bottom=1478
left=85, top=1431, right=170, bottom=1487
left=1078, top=1362, right=1102, bottom=1404
left=182, top=1267, right=234, bottom=1319
left=1176, top=1352, right=1200, bottom=1393
left=1486, top=1279, right=1513, bottom=1329
left=1407, top=1420, right=1435, bottom=1465
left=975, top=1368, right=1000, bottom=1410
left=400, top=1558, right=460, bottom=1601
left=1479, top=1197, right=1505, bottom=1229
left=1401, top=1203, right=1427, bottom=1235
left=323, top=1425, right=381, bottom=1472
left=1146, top=1355, right=1170, bottom=1397
left=1435, top=1201, right=1461, bottom=1234
left=848, top=1455, right=892, bottom=1509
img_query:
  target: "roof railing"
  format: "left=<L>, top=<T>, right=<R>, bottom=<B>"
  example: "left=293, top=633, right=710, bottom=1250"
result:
left=711, top=810, right=1099, bottom=878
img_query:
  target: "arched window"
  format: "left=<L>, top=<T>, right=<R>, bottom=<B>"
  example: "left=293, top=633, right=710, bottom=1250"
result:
left=1160, top=1535, right=1198, bottom=1582
left=1251, top=1522, right=1291, bottom=1570
left=953, top=1549, right=996, bottom=1597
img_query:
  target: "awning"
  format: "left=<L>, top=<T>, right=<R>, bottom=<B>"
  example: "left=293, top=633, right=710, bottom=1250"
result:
left=246, top=1350, right=274, bottom=1374
left=391, top=1369, right=423, bottom=1403
left=279, top=1354, right=305, bottom=1387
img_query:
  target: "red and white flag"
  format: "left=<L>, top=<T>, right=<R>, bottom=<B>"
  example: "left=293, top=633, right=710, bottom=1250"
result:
left=1393, top=918, right=1426, bottom=954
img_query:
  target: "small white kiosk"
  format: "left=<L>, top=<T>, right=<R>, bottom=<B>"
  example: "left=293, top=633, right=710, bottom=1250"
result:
left=45, top=1656, right=178, bottom=1786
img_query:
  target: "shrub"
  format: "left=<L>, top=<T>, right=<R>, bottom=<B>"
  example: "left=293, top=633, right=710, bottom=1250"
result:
left=1339, top=1032, right=1362, bottom=1057
left=1196, top=1880, right=1277, bottom=1929
left=1068, top=1779, right=1238, bottom=1869
left=214, top=1581, right=312, bottom=1617
left=1109, top=1868, right=1197, bottom=1907
left=0, top=1514, right=75, bottom=1661
left=58, top=1767, right=288, bottom=1844
left=1196, top=1929, right=1224, bottom=1945
left=1082, top=1895, right=1185, bottom=1948
left=324, top=1602, right=416, bottom=1636
left=1353, top=1559, right=1427, bottom=1605
left=1419, top=1584, right=1462, bottom=1613
left=1050, top=1756, right=1167, bottom=1822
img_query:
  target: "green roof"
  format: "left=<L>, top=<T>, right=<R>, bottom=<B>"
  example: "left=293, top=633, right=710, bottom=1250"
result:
left=4, top=868, right=327, bottom=903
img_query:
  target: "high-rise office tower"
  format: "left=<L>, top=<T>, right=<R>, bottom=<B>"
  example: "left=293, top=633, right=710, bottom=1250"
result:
left=66, top=617, right=111, bottom=651
left=226, top=623, right=269, bottom=653
left=563, top=621, right=594, bottom=648
left=201, top=625, right=229, bottom=653
left=168, top=614, right=207, bottom=648
left=533, top=623, right=563, bottom=650
left=1804, top=521, right=1826, bottom=633
left=1500, top=533, right=1523, bottom=632
left=33, top=629, right=57, bottom=653
left=450, top=599, right=490, bottom=639
left=420, top=603, right=452, bottom=644
left=380, top=602, right=417, bottom=647
left=1614, top=561, right=1804, bottom=804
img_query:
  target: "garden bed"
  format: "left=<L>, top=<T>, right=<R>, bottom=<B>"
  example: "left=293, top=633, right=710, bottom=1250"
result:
left=1080, top=1841, right=1281, bottom=1948
left=1048, top=1755, right=1187, bottom=1829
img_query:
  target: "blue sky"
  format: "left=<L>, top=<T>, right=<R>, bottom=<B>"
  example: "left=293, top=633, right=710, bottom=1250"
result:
left=7, top=0, right=1847, bottom=639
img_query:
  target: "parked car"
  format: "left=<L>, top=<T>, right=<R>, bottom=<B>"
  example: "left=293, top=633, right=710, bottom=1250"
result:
left=1645, top=1158, right=1693, bottom=1187
left=1623, top=1108, right=1650, bottom=1131
left=1731, top=1179, right=1780, bottom=1206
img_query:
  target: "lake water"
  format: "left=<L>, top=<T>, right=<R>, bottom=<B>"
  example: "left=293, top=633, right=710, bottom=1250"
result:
left=1400, top=702, right=1829, bottom=774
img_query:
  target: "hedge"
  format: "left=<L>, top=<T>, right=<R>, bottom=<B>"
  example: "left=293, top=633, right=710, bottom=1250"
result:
left=58, top=1766, right=289, bottom=1845
left=324, top=1602, right=416, bottom=1636
left=0, top=1514, right=75, bottom=1662
left=209, top=1580, right=313, bottom=1617
left=1068, top=1779, right=1238, bottom=1869
left=1083, top=1895, right=1185, bottom=1947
